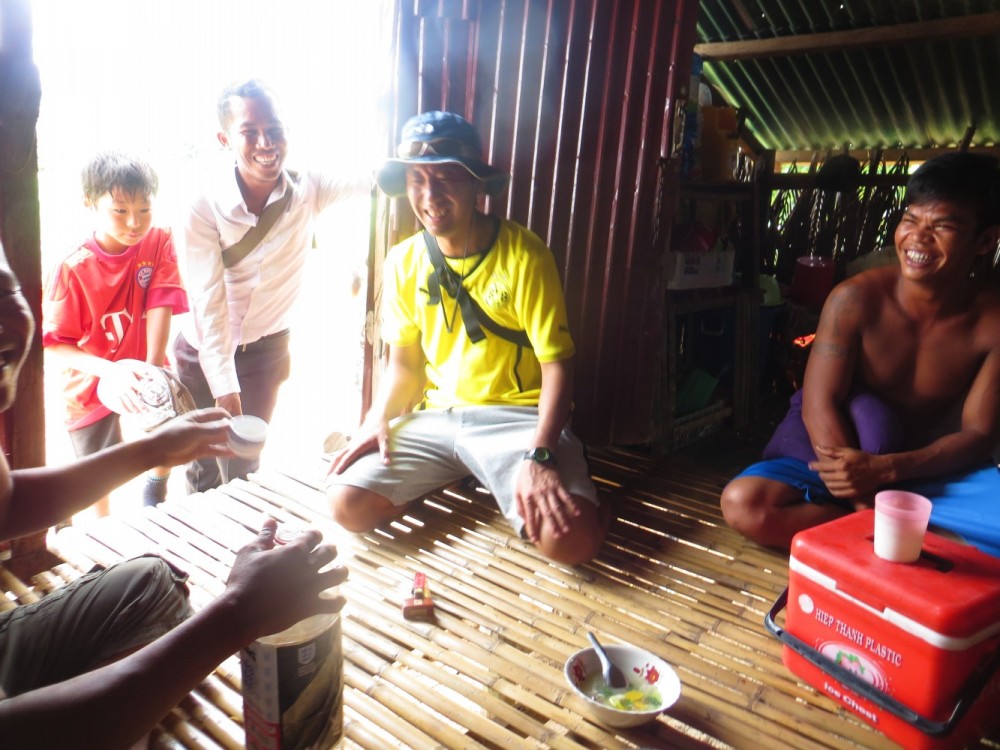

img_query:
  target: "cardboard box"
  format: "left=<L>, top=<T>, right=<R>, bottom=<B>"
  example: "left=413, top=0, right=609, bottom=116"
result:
left=666, top=249, right=735, bottom=290
left=767, top=511, right=1000, bottom=749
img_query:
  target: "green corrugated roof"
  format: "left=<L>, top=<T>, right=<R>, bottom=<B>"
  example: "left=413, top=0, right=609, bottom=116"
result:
left=696, top=0, right=1000, bottom=153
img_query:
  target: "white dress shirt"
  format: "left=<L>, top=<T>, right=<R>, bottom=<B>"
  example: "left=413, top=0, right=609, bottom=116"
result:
left=178, top=167, right=351, bottom=398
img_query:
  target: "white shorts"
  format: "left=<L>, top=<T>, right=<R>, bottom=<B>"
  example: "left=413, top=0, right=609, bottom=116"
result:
left=326, top=406, right=598, bottom=535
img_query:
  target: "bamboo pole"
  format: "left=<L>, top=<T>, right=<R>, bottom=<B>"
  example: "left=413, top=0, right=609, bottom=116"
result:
left=0, top=564, right=37, bottom=606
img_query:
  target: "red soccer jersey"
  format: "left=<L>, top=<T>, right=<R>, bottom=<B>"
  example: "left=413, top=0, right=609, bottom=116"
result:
left=43, top=227, right=189, bottom=429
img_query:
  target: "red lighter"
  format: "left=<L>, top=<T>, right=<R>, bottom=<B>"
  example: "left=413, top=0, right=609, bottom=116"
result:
left=402, top=572, right=435, bottom=619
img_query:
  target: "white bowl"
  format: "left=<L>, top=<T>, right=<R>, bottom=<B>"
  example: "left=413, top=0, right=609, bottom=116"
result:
left=564, top=643, right=681, bottom=728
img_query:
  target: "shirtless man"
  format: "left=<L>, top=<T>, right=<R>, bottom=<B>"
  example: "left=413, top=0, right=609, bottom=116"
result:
left=721, top=152, right=1000, bottom=557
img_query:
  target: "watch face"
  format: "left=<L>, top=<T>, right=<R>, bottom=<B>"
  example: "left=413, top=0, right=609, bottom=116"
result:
left=525, top=447, right=555, bottom=464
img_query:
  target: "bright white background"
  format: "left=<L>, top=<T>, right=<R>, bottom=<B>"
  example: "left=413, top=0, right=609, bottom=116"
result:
left=31, top=0, right=388, bottom=251
left=30, top=0, right=390, bottom=515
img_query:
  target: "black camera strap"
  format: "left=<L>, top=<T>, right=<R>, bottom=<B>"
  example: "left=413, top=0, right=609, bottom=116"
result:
left=422, top=228, right=532, bottom=349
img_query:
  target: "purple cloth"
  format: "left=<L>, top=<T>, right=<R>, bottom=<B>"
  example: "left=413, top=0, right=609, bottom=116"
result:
left=762, top=389, right=903, bottom=463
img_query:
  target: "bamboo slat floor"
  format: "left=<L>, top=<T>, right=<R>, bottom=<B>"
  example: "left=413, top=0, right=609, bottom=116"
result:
left=6, top=446, right=999, bottom=749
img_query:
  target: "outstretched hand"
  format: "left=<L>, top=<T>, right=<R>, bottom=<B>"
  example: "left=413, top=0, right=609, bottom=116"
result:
left=223, top=518, right=348, bottom=644
left=141, top=408, right=236, bottom=467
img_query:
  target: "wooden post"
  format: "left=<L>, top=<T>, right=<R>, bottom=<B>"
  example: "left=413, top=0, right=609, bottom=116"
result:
left=0, top=0, right=55, bottom=575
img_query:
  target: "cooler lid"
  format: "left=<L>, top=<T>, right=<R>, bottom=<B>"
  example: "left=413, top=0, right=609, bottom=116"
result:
left=789, top=510, right=1000, bottom=644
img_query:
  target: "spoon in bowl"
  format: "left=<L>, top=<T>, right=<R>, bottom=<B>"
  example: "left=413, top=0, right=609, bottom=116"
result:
left=587, top=631, right=628, bottom=688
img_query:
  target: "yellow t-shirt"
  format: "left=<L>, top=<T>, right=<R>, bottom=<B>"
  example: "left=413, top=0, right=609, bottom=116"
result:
left=382, top=219, right=575, bottom=408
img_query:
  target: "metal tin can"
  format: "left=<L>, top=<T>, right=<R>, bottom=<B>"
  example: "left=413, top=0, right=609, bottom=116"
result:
left=241, top=525, right=343, bottom=749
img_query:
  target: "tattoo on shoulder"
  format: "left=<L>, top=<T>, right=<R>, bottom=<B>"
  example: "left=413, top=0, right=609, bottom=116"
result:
left=823, top=284, right=863, bottom=338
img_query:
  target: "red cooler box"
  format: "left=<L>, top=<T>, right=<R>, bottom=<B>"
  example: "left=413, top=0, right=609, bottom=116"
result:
left=766, top=510, right=1000, bottom=749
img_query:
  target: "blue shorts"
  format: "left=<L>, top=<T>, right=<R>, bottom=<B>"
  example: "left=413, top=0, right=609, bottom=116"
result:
left=737, top=457, right=1000, bottom=558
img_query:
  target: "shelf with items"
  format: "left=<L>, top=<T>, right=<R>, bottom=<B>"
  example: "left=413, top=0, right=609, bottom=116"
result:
left=667, top=171, right=760, bottom=290
left=660, top=288, right=758, bottom=452
left=656, top=153, right=770, bottom=453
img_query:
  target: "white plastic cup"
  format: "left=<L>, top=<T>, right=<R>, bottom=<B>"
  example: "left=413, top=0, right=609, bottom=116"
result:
left=228, top=415, right=267, bottom=459
left=873, top=490, right=932, bottom=563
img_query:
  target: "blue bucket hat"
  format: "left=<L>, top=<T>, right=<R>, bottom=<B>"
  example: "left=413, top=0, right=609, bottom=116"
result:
left=377, top=111, right=509, bottom=198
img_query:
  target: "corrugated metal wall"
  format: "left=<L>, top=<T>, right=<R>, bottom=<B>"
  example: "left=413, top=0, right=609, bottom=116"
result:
left=375, top=0, right=699, bottom=445
left=695, top=1, right=1000, bottom=153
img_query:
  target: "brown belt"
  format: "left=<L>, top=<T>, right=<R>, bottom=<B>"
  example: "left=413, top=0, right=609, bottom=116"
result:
left=236, top=329, right=290, bottom=354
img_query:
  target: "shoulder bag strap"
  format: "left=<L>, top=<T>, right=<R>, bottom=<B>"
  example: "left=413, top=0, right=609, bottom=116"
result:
left=221, top=172, right=297, bottom=269
left=422, top=230, right=531, bottom=348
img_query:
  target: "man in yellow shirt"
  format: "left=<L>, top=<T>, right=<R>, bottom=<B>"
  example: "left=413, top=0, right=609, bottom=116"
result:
left=326, top=112, right=606, bottom=565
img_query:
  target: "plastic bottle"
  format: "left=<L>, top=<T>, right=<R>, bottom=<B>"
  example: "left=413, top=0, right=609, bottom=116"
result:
left=698, top=80, right=713, bottom=110
left=680, top=55, right=705, bottom=178
left=240, top=525, right=343, bottom=750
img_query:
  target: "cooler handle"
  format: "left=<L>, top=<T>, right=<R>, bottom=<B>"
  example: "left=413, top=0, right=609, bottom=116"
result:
left=765, top=587, right=1000, bottom=737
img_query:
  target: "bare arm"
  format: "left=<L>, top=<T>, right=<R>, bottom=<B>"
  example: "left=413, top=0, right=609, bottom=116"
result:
left=0, top=519, right=348, bottom=750
left=878, top=346, right=1000, bottom=482
left=531, top=358, right=574, bottom=450
left=45, top=342, right=118, bottom=380
left=369, top=342, right=427, bottom=424
left=0, top=409, right=233, bottom=540
left=801, top=281, right=864, bottom=451
left=516, top=357, right=578, bottom=542
left=327, top=342, right=425, bottom=473
left=144, top=306, right=172, bottom=367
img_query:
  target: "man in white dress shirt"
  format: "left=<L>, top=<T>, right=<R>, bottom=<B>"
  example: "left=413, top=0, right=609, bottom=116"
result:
left=174, top=79, right=355, bottom=492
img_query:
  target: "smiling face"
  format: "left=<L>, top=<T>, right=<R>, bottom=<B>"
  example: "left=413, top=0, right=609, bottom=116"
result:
left=0, top=264, right=34, bottom=413
left=894, top=199, right=996, bottom=284
left=91, top=188, right=153, bottom=254
left=218, top=93, right=288, bottom=190
left=405, top=163, right=478, bottom=252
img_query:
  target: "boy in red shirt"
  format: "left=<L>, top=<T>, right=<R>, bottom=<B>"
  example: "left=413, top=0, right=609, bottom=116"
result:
left=43, top=151, right=189, bottom=516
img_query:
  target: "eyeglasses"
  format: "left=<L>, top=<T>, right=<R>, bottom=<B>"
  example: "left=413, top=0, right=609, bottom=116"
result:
left=397, top=138, right=482, bottom=160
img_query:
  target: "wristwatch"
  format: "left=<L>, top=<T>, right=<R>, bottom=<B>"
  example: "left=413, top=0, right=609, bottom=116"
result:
left=523, top=447, right=557, bottom=466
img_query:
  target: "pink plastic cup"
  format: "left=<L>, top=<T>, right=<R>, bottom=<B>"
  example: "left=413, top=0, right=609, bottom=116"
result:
left=873, top=490, right=932, bottom=563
